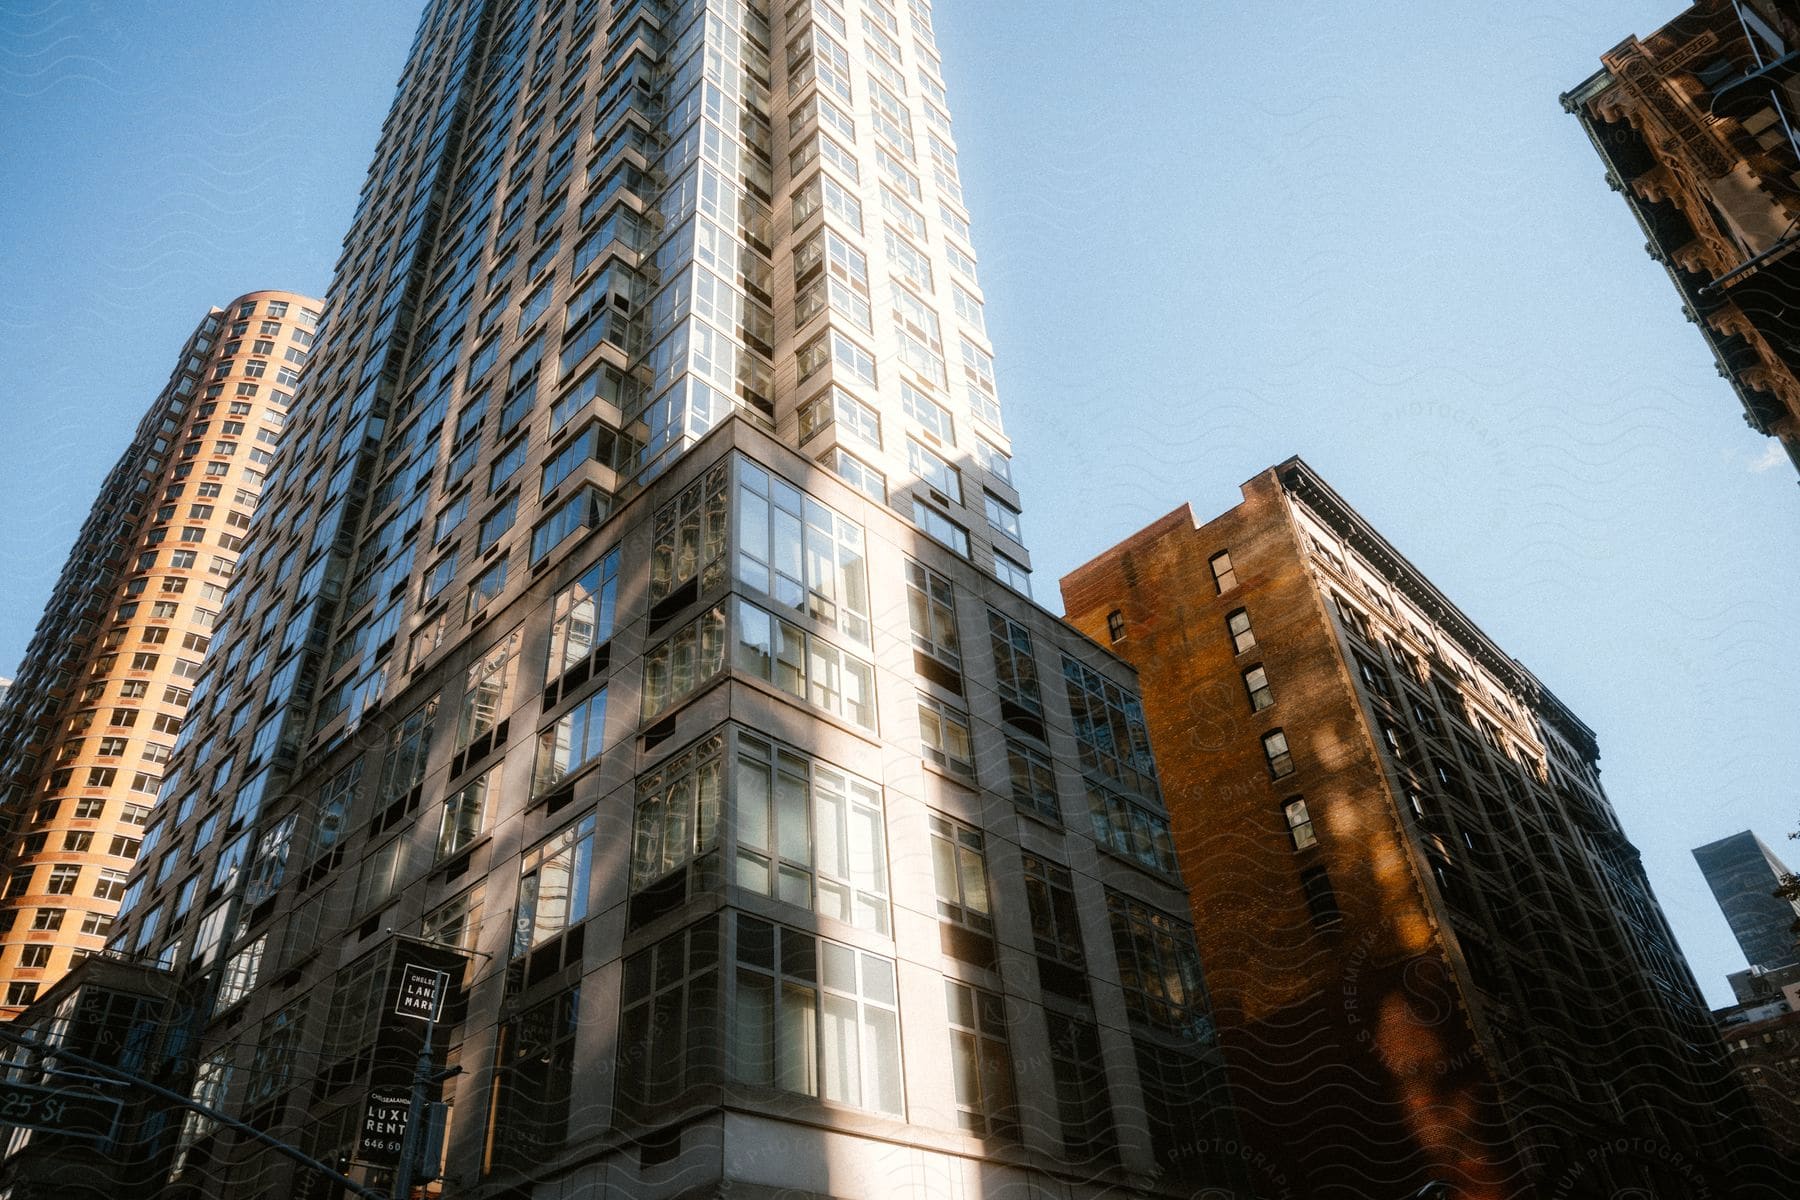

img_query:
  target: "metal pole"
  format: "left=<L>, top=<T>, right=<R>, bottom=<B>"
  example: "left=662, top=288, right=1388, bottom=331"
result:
left=391, top=1008, right=435, bottom=1200
left=0, top=1023, right=383, bottom=1200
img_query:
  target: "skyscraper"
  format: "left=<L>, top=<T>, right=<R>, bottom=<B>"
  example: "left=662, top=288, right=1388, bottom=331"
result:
left=1061, top=458, right=1777, bottom=1199
left=0, top=289, right=319, bottom=1017
left=1563, top=0, right=1800, bottom=475
left=1695, top=830, right=1800, bottom=971
left=92, top=2, right=1242, bottom=1197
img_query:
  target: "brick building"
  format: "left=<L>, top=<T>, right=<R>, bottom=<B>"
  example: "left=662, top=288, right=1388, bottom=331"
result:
left=1061, top=457, right=1778, bottom=1199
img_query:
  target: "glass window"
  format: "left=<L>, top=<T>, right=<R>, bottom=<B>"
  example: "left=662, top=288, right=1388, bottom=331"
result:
left=1005, top=741, right=1059, bottom=823
left=650, top=461, right=730, bottom=605
left=545, top=547, right=620, bottom=683
left=910, top=498, right=968, bottom=556
left=730, top=914, right=903, bottom=1116
left=1062, top=657, right=1159, bottom=799
left=1244, top=665, right=1274, bottom=712
left=905, top=560, right=959, bottom=670
left=617, top=919, right=720, bottom=1120
left=1283, top=797, right=1316, bottom=850
left=377, top=696, right=438, bottom=807
left=641, top=606, right=728, bottom=719
left=731, top=734, right=888, bottom=933
left=458, top=627, right=522, bottom=747
left=1106, top=891, right=1212, bottom=1042
left=735, top=458, right=869, bottom=643
left=733, top=599, right=876, bottom=730
left=929, top=813, right=991, bottom=932
left=488, top=987, right=581, bottom=1170
left=1209, top=550, right=1237, bottom=592
left=439, top=773, right=491, bottom=860
left=987, top=610, right=1039, bottom=712
left=917, top=695, right=972, bottom=776
left=945, top=980, right=1017, bottom=1138
left=532, top=690, right=608, bottom=794
left=1022, top=855, right=1085, bottom=968
left=1085, top=781, right=1178, bottom=875
left=1227, top=608, right=1255, bottom=654
left=1263, top=729, right=1294, bottom=778
left=907, top=439, right=960, bottom=503
left=512, top=815, right=596, bottom=957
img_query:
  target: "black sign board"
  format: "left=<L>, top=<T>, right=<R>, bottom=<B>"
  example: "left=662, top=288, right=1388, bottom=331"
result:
left=357, top=1089, right=411, bottom=1167
left=0, top=1077, right=123, bottom=1141
left=394, top=963, right=449, bottom=1023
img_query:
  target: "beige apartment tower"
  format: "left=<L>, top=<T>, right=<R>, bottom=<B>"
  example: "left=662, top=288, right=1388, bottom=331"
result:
left=0, top=289, right=321, bottom=1016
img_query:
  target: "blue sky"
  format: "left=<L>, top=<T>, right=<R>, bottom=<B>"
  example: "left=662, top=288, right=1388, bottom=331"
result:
left=2, top=1, right=1795, bottom=1006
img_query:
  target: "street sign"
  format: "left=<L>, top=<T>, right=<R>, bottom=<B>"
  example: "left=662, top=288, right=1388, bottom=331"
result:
left=0, top=1077, right=123, bottom=1141
left=393, top=963, right=448, bottom=1023
left=356, top=1089, right=410, bottom=1167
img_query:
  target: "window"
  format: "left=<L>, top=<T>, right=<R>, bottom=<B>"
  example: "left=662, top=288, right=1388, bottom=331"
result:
left=533, top=688, right=608, bottom=794
left=929, top=814, right=992, bottom=933
left=19, top=945, right=50, bottom=968
left=457, top=628, right=521, bottom=748
left=1022, top=855, right=1085, bottom=968
left=1283, top=797, right=1316, bottom=850
left=512, top=815, right=596, bottom=957
left=917, top=695, right=973, bottom=776
left=1263, top=729, right=1294, bottom=778
left=1106, top=610, right=1126, bottom=643
left=945, top=981, right=1017, bottom=1138
left=438, top=773, right=490, bottom=861
left=5, top=982, right=38, bottom=1007
left=377, top=696, right=438, bottom=808
left=731, top=914, right=903, bottom=1116
left=1047, top=1011, right=1115, bottom=1162
left=910, top=497, right=968, bottom=557
left=545, top=548, right=619, bottom=684
left=1244, top=665, right=1274, bottom=712
left=489, top=987, right=581, bottom=1170
left=47, top=865, right=80, bottom=895
left=1062, top=657, right=1158, bottom=799
left=468, top=557, right=508, bottom=616
left=1227, top=608, right=1255, bottom=653
left=478, top=493, right=518, bottom=551
left=988, top=610, right=1040, bottom=713
left=422, top=886, right=484, bottom=953
left=64, top=831, right=94, bottom=852
left=1300, top=865, right=1342, bottom=928
left=821, top=447, right=885, bottom=502
left=1086, top=782, right=1178, bottom=875
left=798, top=386, right=881, bottom=448
left=733, top=599, right=876, bottom=730
left=94, top=868, right=129, bottom=901
left=1209, top=550, right=1237, bottom=593
left=905, top=559, right=959, bottom=668
left=242, top=815, right=297, bottom=905
left=735, top=459, right=871, bottom=643
left=641, top=606, right=727, bottom=719
left=1106, top=891, right=1211, bottom=1041
left=983, top=492, right=1021, bottom=542
left=729, top=734, right=889, bottom=933
left=907, top=439, right=960, bottom=503
left=1006, top=741, right=1059, bottom=822
left=616, top=920, right=717, bottom=1121
left=531, top=484, right=610, bottom=564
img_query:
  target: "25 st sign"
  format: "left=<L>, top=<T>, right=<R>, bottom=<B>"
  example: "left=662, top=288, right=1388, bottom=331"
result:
left=0, top=1077, right=124, bottom=1141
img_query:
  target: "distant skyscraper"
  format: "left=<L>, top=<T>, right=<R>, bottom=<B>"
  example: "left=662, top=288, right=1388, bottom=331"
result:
left=0, top=289, right=319, bottom=1017
left=87, top=2, right=1243, bottom=1197
left=1563, top=0, right=1800, bottom=475
left=1062, top=458, right=1776, bottom=1199
left=1696, top=830, right=1800, bottom=971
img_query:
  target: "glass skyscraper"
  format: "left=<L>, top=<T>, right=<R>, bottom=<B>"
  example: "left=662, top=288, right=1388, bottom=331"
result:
left=91, top=2, right=1245, bottom=1196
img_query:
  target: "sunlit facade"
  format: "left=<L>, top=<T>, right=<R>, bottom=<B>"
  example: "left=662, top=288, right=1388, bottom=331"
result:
left=0, top=289, right=318, bottom=1019
left=1062, top=458, right=1777, bottom=1200
left=97, top=2, right=1244, bottom=1197
left=1564, top=0, right=1800, bottom=475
